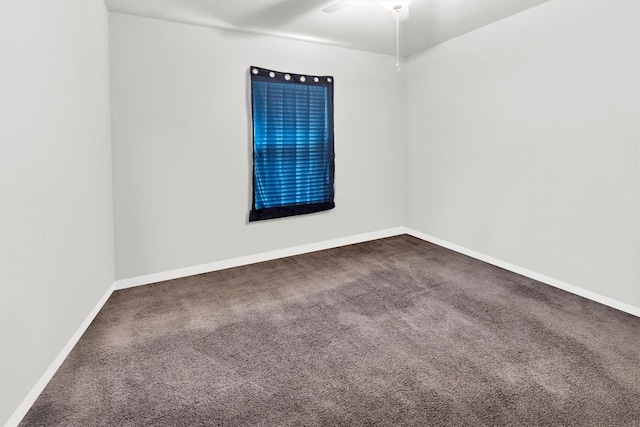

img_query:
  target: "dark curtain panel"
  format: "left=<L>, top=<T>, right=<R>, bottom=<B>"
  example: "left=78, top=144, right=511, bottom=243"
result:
left=249, top=66, right=335, bottom=222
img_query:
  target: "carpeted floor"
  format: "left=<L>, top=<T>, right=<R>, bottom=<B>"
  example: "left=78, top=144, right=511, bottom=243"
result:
left=20, top=235, right=640, bottom=426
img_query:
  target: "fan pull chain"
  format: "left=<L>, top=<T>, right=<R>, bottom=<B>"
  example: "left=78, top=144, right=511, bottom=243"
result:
left=395, top=8, right=401, bottom=72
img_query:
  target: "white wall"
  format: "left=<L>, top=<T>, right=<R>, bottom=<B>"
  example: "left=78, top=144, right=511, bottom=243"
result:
left=0, top=0, right=114, bottom=424
left=109, top=13, right=408, bottom=280
left=407, top=0, right=640, bottom=309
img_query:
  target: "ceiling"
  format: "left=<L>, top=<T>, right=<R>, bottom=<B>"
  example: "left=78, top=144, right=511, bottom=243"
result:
left=104, top=0, right=549, bottom=56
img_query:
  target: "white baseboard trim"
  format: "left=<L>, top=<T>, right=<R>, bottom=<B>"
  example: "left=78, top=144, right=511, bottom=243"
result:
left=405, top=228, right=640, bottom=318
left=114, top=226, right=639, bottom=317
left=4, top=283, right=115, bottom=427
left=114, top=227, right=409, bottom=290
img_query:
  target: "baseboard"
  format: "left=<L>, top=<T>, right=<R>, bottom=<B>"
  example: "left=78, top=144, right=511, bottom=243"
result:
left=4, top=283, right=115, bottom=427
left=114, top=226, right=639, bottom=317
left=114, top=227, right=409, bottom=290
left=405, top=228, right=640, bottom=318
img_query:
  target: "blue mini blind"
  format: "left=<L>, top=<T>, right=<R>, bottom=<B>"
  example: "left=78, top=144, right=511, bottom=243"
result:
left=249, top=66, right=335, bottom=222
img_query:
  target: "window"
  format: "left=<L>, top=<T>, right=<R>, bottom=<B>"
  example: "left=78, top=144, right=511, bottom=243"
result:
left=249, top=66, right=335, bottom=222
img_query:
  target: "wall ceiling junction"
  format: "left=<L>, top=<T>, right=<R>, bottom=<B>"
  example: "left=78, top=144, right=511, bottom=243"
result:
left=104, top=0, right=549, bottom=56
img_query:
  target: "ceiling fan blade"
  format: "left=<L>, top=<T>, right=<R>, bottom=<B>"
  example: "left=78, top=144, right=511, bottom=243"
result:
left=322, top=1, right=347, bottom=13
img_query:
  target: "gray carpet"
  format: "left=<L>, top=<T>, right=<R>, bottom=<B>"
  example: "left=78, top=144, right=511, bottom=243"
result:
left=20, top=235, right=640, bottom=426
